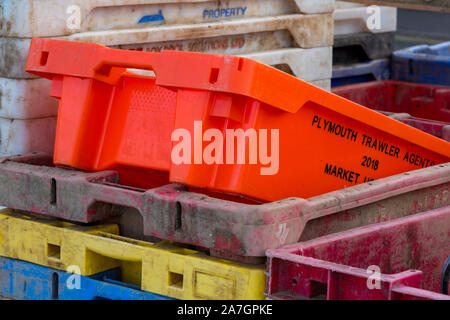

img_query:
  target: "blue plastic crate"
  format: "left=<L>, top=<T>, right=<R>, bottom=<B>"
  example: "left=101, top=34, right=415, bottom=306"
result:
left=392, top=41, right=450, bottom=86
left=0, top=256, right=173, bottom=300
left=331, top=59, right=390, bottom=88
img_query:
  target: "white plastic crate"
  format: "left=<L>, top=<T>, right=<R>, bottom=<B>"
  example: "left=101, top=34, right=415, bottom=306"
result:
left=335, top=1, right=363, bottom=9
left=1, top=13, right=333, bottom=79
left=0, top=78, right=58, bottom=119
left=334, top=1, right=397, bottom=35
left=0, top=117, right=56, bottom=156
left=309, top=79, right=331, bottom=91
left=241, top=47, right=332, bottom=82
left=0, top=0, right=335, bottom=37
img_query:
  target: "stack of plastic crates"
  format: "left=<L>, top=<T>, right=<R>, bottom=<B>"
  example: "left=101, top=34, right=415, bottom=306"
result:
left=332, top=1, right=397, bottom=87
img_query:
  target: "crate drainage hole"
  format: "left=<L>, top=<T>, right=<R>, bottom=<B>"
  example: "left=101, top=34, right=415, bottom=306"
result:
left=175, top=202, right=182, bottom=230
left=52, top=272, right=59, bottom=299
left=51, top=178, right=57, bottom=205
left=168, top=271, right=184, bottom=289
left=47, top=243, right=61, bottom=260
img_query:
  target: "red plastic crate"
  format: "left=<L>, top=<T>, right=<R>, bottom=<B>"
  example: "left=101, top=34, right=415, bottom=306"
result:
left=382, top=112, right=450, bottom=142
left=266, top=206, right=450, bottom=300
left=0, top=153, right=448, bottom=262
left=332, top=80, right=450, bottom=122
left=26, top=39, right=450, bottom=202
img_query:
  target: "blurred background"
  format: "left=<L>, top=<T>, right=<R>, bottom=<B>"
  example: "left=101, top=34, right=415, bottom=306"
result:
left=396, top=8, right=450, bottom=49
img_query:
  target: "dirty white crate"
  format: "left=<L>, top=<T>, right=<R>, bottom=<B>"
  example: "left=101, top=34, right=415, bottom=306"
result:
left=109, top=14, right=332, bottom=52
left=0, top=78, right=58, bottom=119
left=334, top=1, right=397, bottom=35
left=0, top=117, right=56, bottom=156
left=2, top=13, right=333, bottom=79
left=335, top=1, right=363, bottom=9
left=241, top=47, right=332, bottom=82
left=309, top=79, right=331, bottom=91
left=0, top=0, right=335, bottom=37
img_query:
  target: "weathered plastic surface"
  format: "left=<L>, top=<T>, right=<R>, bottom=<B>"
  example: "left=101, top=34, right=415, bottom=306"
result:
left=0, top=117, right=56, bottom=156
left=0, top=154, right=449, bottom=262
left=392, top=41, right=450, bottom=86
left=0, top=78, right=58, bottom=119
left=332, top=80, right=450, bottom=122
left=332, top=59, right=390, bottom=87
left=0, top=37, right=38, bottom=79
left=0, top=209, right=266, bottom=299
left=1, top=13, right=333, bottom=79
left=341, top=0, right=450, bottom=13
left=0, top=0, right=335, bottom=38
left=335, top=1, right=364, bottom=8
left=266, top=206, right=450, bottom=300
left=333, top=32, right=395, bottom=64
left=241, top=47, right=332, bottom=83
left=442, top=256, right=450, bottom=294
left=309, top=79, right=331, bottom=91
left=25, top=39, right=450, bottom=201
left=0, top=257, right=173, bottom=300
left=334, top=1, right=397, bottom=35
left=0, top=209, right=120, bottom=275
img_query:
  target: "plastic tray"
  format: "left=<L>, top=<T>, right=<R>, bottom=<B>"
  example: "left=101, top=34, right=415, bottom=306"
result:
left=332, top=59, right=390, bottom=87
left=1, top=13, right=333, bottom=79
left=0, top=153, right=448, bottom=262
left=391, top=41, right=450, bottom=86
left=25, top=39, right=450, bottom=201
left=0, top=209, right=266, bottom=300
left=333, top=32, right=395, bottom=64
left=332, top=80, right=450, bottom=122
left=334, top=1, right=397, bottom=35
left=0, top=0, right=336, bottom=37
left=0, top=117, right=56, bottom=156
left=0, top=78, right=58, bottom=119
left=0, top=257, right=173, bottom=300
left=266, top=206, right=450, bottom=300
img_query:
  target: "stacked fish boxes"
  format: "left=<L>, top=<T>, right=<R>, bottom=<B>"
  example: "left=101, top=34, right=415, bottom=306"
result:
left=332, top=1, right=397, bottom=87
left=0, top=1, right=59, bottom=156
left=0, top=0, right=336, bottom=300
left=0, top=0, right=336, bottom=156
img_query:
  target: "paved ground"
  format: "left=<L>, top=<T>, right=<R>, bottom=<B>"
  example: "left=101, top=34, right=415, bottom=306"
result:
left=395, top=8, right=450, bottom=49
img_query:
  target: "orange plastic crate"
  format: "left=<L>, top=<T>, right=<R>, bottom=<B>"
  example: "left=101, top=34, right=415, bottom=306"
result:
left=26, top=39, right=450, bottom=202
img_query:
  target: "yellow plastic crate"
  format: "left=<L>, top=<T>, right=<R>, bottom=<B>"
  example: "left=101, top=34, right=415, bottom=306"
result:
left=0, top=210, right=265, bottom=300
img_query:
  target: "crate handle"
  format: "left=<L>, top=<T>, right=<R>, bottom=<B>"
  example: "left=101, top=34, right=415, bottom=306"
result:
left=92, top=49, right=162, bottom=82
left=85, top=231, right=152, bottom=262
left=26, top=38, right=163, bottom=85
left=25, top=38, right=309, bottom=114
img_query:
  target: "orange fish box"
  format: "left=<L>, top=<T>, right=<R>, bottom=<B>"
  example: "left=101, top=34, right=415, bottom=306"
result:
left=26, top=39, right=450, bottom=202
